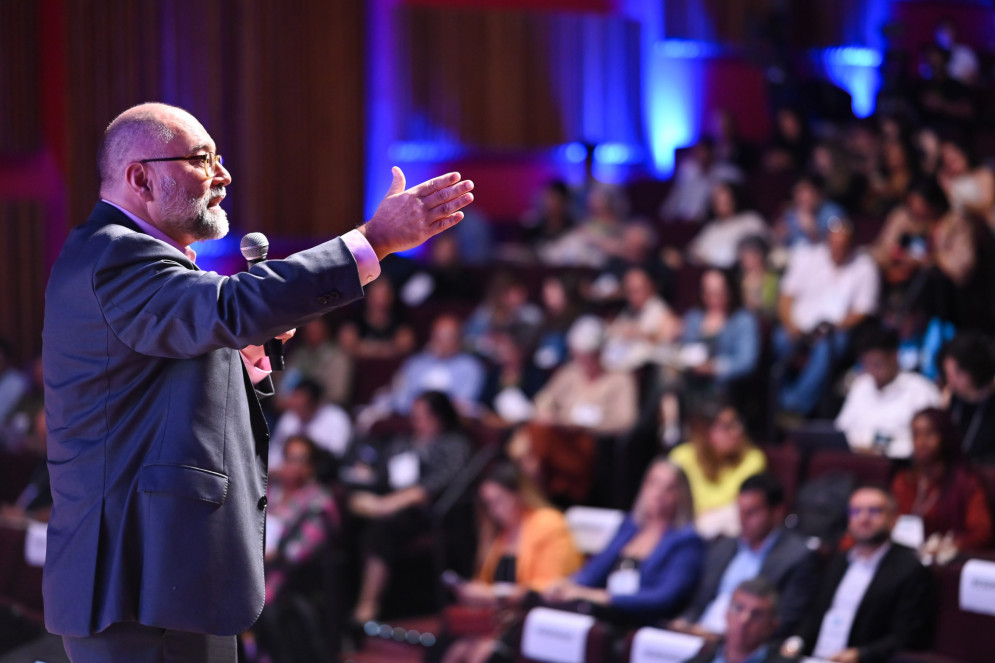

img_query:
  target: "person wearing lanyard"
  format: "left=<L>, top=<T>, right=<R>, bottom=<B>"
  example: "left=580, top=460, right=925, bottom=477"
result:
left=783, top=486, right=933, bottom=663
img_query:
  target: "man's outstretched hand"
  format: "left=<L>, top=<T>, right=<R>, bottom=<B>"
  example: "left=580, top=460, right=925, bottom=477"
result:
left=359, top=166, right=474, bottom=260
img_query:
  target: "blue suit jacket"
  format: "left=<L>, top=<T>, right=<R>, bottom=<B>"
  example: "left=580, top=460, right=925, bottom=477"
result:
left=573, top=517, right=704, bottom=622
left=42, top=202, right=365, bottom=637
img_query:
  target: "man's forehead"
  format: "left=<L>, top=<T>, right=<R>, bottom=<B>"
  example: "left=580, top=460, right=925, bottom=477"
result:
left=850, top=488, right=887, bottom=506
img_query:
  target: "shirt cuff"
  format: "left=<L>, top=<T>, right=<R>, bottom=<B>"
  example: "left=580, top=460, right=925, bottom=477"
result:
left=342, top=228, right=381, bottom=286
left=240, top=350, right=273, bottom=385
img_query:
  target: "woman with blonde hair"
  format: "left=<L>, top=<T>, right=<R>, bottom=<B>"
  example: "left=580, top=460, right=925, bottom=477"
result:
left=669, top=405, right=766, bottom=538
left=542, top=459, right=704, bottom=625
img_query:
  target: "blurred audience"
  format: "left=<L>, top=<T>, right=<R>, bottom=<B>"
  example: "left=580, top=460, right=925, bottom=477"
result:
left=269, top=378, right=352, bottom=471
left=277, top=316, right=353, bottom=408
left=784, top=486, right=933, bottom=663
left=936, top=136, right=994, bottom=229
left=892, top=408, right=993, bottom=560
left=776, top=174, right=846, bottom=248
left=338, top=277, right=416, bottom=359
left=682, top=578, right=789, bottom=663
left=736, top=235, right=780, bottom=319
left=940, top=333, right=995, bottom=463
left=661, top=139, right=742, bottom=224
left=543, top=459, right=704, bottom=625
left=835, top=326, right=940, bottom=458
left=774, top=218, right=880, bottom=416
left=348, top=391, right=472, bottom=624
left=687, top=182, right=769, bottom=269
left=669, top=405, right=767, bottom=538
left=763, top=107, right=813, bottom=174
left=601, top=267, right=681, bottom=372
left=671, top=473, right=818, bottom=639
left=540, top=182, right=631, bottom=267
left=463, top=273, right=543, bottom=361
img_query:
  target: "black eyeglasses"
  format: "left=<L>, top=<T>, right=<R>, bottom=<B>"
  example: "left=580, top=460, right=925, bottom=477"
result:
left=139, top=152, right=224, bottom=179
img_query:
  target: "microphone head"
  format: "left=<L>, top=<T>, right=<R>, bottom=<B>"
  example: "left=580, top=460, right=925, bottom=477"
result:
left=240, top=232, right=269, bottom=261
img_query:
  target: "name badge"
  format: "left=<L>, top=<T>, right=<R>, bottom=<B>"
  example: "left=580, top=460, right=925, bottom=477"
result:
left=388, top=451, right=420, bottom=490
left=606, top=567, right=640, bottom=596
left=960, top=559, right=995, bottom=616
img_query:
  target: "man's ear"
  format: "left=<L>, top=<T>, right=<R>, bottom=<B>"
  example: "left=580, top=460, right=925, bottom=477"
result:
left=125, top=162, right=154, bottom=200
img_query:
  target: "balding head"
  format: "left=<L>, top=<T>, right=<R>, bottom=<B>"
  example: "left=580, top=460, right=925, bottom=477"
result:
left=98, top=103, right=207, bottom=192
left=96, top=103, right=231, bottom=246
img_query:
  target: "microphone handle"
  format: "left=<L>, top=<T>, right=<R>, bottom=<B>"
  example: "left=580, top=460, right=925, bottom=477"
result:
left=245, top=255, right=286, bottom=371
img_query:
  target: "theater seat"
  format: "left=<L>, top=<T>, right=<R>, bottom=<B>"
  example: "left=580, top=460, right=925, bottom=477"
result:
left=805, top=449, right=893, bottom=486
left=518, top=607, right=611, bottom=663
left=926, top=559, right=995, bottom=663
left=760, top=443, right=801, bottom=510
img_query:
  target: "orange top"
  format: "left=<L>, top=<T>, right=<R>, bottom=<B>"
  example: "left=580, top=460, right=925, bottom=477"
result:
left=476, top=507, right=583, bottom=591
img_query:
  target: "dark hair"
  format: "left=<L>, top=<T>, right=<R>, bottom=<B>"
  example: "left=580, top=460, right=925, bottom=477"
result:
left=708, top=180, right=749, bottom=218
left=794, top=172, right=826, bottom=193
left=547, top=179, right=570, bottom=199
left=700, top=268, right=742, bottom=314
left=737, top=233, right=770, bottom=258
left=293, top=377, right=325, bottom=404
left=941, top=333, right=995, bottom=388
left=906, top=177, right=950, bottom=216
left=911, top=407, right=962, bottom=466
left=733, top=577, right=780, bottom=614
left=941, top=134, right=979, bottom=169
left=857, top=324, right=900, bottom=355
left=481, top=461, right=523, bottom=493
left=739, top=472, right=785, bottom=509
left=850, top=483, right=898, bottom=512
left=283, top=434, right=319, bottom=466
left=415, top=390, right=463, bottom=433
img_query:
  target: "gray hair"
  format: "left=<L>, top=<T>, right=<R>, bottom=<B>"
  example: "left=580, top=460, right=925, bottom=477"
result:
left=97, top=104, right=181, bottom=187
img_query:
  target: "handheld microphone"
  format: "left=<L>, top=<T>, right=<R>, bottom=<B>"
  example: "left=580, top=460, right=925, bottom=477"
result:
left=240, top=232, right=286, bottom=370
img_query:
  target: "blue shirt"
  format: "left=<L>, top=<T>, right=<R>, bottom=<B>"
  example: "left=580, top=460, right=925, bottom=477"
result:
left=713, top=644, right=769, bottom=663
left=699, top=531, right=781, bottom=633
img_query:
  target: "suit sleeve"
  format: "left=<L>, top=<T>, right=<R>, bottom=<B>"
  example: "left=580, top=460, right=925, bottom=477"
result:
left=857, top=560, right=934, bottom=663
left=93, top=233, right=364, bottom=358
left=773, top=547, right=820, bottom=637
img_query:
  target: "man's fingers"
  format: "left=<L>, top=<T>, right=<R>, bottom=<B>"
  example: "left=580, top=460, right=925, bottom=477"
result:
left=422, top=180, right=475, bottom=211
left=429, top=192, right=474, bottom=220
left=430, top=211, right=464, bottom=233
left=410, top=172, right=461, bottom=197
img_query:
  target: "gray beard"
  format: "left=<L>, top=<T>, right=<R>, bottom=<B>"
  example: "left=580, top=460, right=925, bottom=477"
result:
left=159, top=175, right=229, bottom=242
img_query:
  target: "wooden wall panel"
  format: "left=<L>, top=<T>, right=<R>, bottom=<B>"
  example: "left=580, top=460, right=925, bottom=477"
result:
left=0, top=202, right=47, bottom=362
left=0, top=0, right=42, bottom=153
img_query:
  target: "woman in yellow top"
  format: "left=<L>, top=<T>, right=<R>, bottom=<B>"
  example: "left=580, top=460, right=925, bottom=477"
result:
left=669, top=405, right=766, bottom=538
left=442, top=462, right=582, bottom=663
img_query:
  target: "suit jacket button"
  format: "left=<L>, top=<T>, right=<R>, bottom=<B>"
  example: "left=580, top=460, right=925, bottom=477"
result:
left=257, top=496, right=267, bottom=511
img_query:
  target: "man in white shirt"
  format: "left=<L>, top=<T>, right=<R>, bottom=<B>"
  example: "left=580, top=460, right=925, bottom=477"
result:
left=773, top=217, right=880, bottom=415
left=836, top=326, right=941, bottom=458
left=785, top=486, right=932, bottom=663
left=270, top=378, right=352, bottom=470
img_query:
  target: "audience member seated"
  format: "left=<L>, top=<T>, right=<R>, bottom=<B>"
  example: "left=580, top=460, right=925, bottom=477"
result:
left=533, top=315, right=638, bottom=435
left=736, top=235, right=779, bottom=320
left=914, top=44, right=977, bottom=133
left=601, top=267, right=681, bottom=372
left=463, top=272, right=543, bottom=361
left=775, top=174, right=846, bottom=249
left=669, top=406, right=767, bottom=538
left=937, top=136, right=995, bottom=229
left=347, top=390, right=472, bottom=624
left=681, top=578, right=793, bottom=663
left=543, top=459, right=704, bottom=625
left=0, top=408, right=51, bottom=526
left=686, top=182, right=769, bottom=269
left=864, top=136, right=917, bottom=217
left=276, top=316, right=353, bottom=408
left=834, top=326, right=940, bottom=458
left=441, top=462, right=582, bottom=663
left=520, top=179, right=576, bottom=248
left=810, top=139, right=868, bottom=216
left=670, top=473, right=818, bottom=639
left=782, top=485, right=933, bottom=663
left=530, top=274, right=584, bottom=377
left=892, top=408, right=993, bottom=560
left=0, top=339, right=29, bottom=442
left=269, top=378, right=352, bottom=471
left=677, top=269, right=760, bottom=413
left=762, top=107, right=813, bottom=174
left=925, top=208, right=995, bottom=332
left=934, top=18, right=980, bottom=87
left=661, top=138, right=743, bottom=224
left=773, top=218, right=880, bottom=416
left=362, top=313, right=485, bottom=424
left=479, top=330, right=545, bottom=427
left=252, top=435, right=340, bottom=663
left=539, top=182, right=631, bottom=267
left=940, top=333, right=995, bottom=464
left=337, top=277, right=416, bottom=360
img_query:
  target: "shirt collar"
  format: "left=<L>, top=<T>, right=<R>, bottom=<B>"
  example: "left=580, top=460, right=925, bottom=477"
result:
left=739, top=528, right=780, bottom=556
left=101, top=199, right=197, bottom=263
left=847, top=541, right=891, bottom=566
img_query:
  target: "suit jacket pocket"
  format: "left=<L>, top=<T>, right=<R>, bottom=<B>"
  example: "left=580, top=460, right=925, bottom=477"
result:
left=138, top=463, right=230, bottom=505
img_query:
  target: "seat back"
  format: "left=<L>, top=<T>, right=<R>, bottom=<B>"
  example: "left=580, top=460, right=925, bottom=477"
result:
left=564, top=506, right=626, bottom=556
left=628, top=627, right=705, bottom=663
left=929, top=558, right=995, bottom=663
left=519, top=607, right=609, bottom=663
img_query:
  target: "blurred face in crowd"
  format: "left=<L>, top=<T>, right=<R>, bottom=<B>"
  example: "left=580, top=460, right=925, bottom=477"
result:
left=479, top=480, right=523, bottom=531
left=862, top=348, right=900, bottom=390
left=637, top=462, right=682, bottom=523
left=725, top=589, right=779, bottom=656
left=711, top=183, right=736, bottom=219
left=624, top=269, right=655, bottom=311
left=847, top=488, right=896, bottom=547
left=827, top=224, right=853, bottom=265
left=285, top=386, right=319, bottom=419
left=941, top=142, right=969, bottom=177
left=777, top=109, right=801, bottom=141
left=701, top=270, right=730, bottom=314
left=542, top=277, right=568, bottom=316
left=792, top=180, right=820, bottom=212
left=737, top=243, right=766, bottom=273
left=428, top=316, right=463, bottom=358
left=942, top=356, right=975, bottom=397
left=301, top=318, right=330, bottom=347
left=410, top=396, right=442, bottom=439
left=708, top=408, right=745, bottom=459
left=911, top=413, right=943, bottom=466
left=366, top=278, right=395, bottom=312
left=282, top=437, right=315, bottom=491
left=738, top=490, right=777, bottom=549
